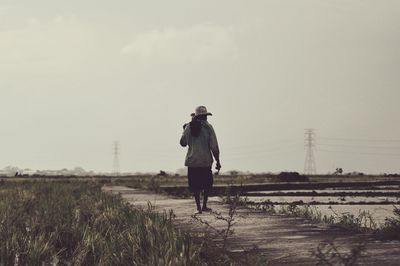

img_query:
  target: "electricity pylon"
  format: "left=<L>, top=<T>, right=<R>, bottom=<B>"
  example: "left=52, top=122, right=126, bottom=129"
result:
left=112, top=141, right=120, bottom=175
left=304, top=129, right=317, bottom=175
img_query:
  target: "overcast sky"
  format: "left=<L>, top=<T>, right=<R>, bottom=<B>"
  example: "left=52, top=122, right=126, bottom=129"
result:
left=1, top=0, right=400, bottom=174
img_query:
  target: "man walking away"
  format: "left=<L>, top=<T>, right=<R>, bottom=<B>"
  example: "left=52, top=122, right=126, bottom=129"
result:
left=180, top=106, right=221, bottom=214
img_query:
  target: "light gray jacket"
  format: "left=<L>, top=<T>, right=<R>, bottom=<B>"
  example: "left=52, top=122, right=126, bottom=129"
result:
left=180, top=120, right=220, bottom=167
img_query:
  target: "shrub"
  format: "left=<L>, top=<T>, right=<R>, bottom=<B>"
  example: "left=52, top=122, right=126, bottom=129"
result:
left=377, top=206, right=400, bottom=240
left=276, top=172, right=309, bottom=182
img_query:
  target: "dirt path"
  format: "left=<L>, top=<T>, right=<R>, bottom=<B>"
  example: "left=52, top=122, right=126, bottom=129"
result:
left=103, top=186, right=400, bottom=265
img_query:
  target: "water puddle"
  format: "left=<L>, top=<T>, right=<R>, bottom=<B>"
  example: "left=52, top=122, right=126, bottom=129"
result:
left=281, top=235, right=308, bottom=240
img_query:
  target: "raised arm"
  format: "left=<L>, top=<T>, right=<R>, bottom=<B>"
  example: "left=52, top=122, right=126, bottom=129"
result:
left=180, top=125, right=189, bottom=147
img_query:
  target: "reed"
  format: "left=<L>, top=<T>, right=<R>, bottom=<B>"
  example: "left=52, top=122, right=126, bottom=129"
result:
left=0, top=181, right=204, bottom=265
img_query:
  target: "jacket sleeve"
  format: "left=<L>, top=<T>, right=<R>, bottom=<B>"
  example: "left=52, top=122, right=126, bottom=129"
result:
left=209, top=124, right=220, bottom=160
left=180, top=126, right=189, bottom=147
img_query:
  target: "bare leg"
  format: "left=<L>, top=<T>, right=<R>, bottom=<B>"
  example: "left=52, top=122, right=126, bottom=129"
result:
left=202, top=189, right=211, bottom=211
left=194, top=191, right=202, bottom=212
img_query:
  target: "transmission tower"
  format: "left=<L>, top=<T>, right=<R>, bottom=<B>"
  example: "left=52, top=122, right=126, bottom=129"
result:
left=304, top=129, right=317, bottom=175
left=112, top=141, right=120, bottom=175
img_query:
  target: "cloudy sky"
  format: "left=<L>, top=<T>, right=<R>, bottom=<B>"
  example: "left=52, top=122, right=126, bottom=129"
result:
left=1, top=0, right=400, bottom=174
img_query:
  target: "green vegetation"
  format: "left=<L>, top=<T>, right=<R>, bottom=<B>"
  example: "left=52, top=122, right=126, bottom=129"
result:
left=0, top=181, right=204, bottom=265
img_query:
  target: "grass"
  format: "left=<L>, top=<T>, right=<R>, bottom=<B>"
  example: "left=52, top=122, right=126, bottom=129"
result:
left=250, top=201, right=378, bottom=233
left=376, top=206, right=400, bottom=240
left=0, top=180, right=269, bottom=265
left=278, top=204, right=336, bottom=225
left=277, top=204, right=378, bottom=233
left=248, top=200, right=400, bottom=240
left=3, top=176, right=399, bottom=264
left=0, top=181, right=205, bottom=265
left=313, top=239, right=367, bottom=266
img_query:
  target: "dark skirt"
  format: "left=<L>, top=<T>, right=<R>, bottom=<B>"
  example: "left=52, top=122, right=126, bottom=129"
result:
left=187, top=167, right=213, bottom=192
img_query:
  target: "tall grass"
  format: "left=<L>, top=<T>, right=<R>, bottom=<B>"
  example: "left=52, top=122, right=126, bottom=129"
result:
left=0, top=181, right=204, bottom=265
left=377, top=206, right=400, bottom=240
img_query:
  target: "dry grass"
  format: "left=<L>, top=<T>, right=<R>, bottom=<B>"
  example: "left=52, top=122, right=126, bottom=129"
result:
left=0, top=181, right=204, bottom=265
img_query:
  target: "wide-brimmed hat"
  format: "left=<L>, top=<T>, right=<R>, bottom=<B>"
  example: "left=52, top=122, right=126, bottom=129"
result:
left=191, top=106, right=212, bottom=117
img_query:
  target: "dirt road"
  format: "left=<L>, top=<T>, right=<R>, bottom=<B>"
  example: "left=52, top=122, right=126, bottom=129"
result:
left=103, top=186, right=400, bottom=265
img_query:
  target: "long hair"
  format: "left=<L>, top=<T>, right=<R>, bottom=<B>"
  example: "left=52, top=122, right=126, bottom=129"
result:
left=190, top=115, right=207, bottom=137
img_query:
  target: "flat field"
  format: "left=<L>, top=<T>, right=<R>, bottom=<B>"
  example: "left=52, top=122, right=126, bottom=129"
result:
left=1, top=174, right=399, bottom=265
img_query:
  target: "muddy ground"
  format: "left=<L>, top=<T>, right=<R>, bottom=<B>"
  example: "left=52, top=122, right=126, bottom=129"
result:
left=104, top=186, right=400, bottom=266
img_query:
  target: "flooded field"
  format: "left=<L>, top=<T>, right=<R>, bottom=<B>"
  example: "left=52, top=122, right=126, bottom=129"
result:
left=245, top=195, right=400, bottom=204
left=316, top=205, right=395, bottom=224
left=243, top=196, right=397, bottom=224
left=157, top=176, right=400, bottom=227
left=241, top=184, right=400, bottom=225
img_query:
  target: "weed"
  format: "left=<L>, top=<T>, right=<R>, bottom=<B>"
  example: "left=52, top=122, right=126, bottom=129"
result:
left=377, top=205, right=400, bottom=240
left=278, top=204, right=335, bottom=224
left=327, top=207, right=377, bottom=232
left=147, top=176, right=161, bottom=193
left=191, top=190, right=268, bottom=265
left=0, top=181, right=204, bottom=265
left=248, top=200, right=276, bottom=214
left=313, top=239, right=367, bottom=266
left=192, top=201, right=238, bottom=250
left=262, top=201, right=400, bottom=241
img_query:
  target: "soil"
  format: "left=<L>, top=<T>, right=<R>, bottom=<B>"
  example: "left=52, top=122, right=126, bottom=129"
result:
left=103, top=186, right=400, bottom=265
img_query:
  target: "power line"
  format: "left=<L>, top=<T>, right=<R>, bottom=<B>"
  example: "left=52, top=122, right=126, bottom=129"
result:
left=316, top=149, right=400, bottom=157
left=134, top=140, right=301, bottom=156
left=319, top=137, right=400, bottom=143
left=222, top=143, right=302, bottom=156
left=222, top=139, right=301, bottom=151
left=223, top=148, right=300, bottom=160
left=317, top=143, right=400, bottom=150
